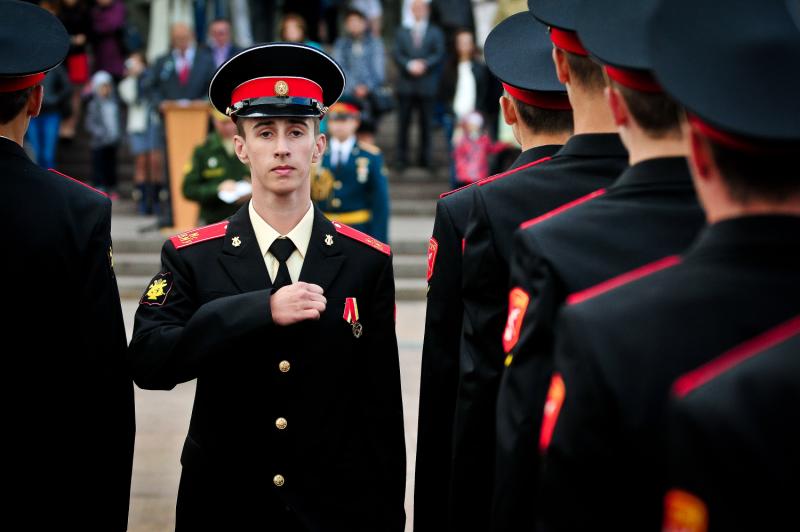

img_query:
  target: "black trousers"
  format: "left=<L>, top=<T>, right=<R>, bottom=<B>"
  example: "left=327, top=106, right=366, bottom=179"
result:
left=396, top=93, right=435, bottom=167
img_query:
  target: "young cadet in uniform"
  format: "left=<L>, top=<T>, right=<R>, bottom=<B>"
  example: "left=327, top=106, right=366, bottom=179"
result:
left=182, top=106, right=251, bottom=224
left=491, top=1, right=707, bottom=529
left=449, top=4, right=629, bottom=529
left=310, top=96, right=390, bottom=242
left=414, top=13, right=572, bottom=532
left=128, top=44, right=406, bottom=531
left=1, top=2, right=134, bottom=529
left=663, top=315, right=800, bottom=532
left=538, top=0, right=800, bottom=529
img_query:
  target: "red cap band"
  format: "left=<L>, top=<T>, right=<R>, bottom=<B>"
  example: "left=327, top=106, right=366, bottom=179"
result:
left=604, top=65, right=662, bottom=93
left=549, top=28, right=588, bottom=56
left=329, top=102, right=360, bottom=115
left=688, top=113, right=796, bottom=155
left=231, top=76, right=323, bottom=107
left=502, top=82, right=572, bottom=111
left=0, top=72, right=45, bottom=93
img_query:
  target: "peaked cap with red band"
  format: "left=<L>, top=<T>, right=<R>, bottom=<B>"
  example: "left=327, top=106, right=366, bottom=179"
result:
left=209, top=43, right=345, bottom=119
left=0, top=1, right=69, bottom=92
left=484, top=12, right=570, bottom=111
left=528, top=0, right=589, bottom=56
left=648, top=0, right=800, bottom=149
left=575, top=0, right=664, bottom=94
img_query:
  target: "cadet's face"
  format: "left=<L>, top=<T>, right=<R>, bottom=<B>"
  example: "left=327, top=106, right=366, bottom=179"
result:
left=328, top=115, right=359, bottom=141
left=234, top=117, right=325, bottom=197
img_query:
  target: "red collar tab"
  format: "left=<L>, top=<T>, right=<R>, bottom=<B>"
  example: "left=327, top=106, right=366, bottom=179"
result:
left=0, top=72, right=45, bottom=93
left=502, top=82, right=572, bottom=110
left=549, top=28, right=588, bottom=56
left=604, top=65, right=662, bottom=93
left=231, top=76, right=324, bottom=108
left=688, top=113, right=797, bottom=155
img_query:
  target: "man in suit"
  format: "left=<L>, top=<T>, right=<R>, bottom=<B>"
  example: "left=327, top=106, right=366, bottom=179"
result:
left=392, top=0, right=445, bottom=171
left=0, top=2, right=134, bottom=529
left=207, top=18, right=241, bottom=69
left=128, top=43, right=406, bottom=531
left=311, top=97, right=390, bottom=242
left=152, top=22, right=218, bottom=108
left=538, top=0, right=800, bottom=529
left=413, top=13, right=572, bottom=532
left=491, top=1, right=707, bottom=529
left=664, top=315, right=800, bottom=532
left=449, top=7, right=630, bottom=530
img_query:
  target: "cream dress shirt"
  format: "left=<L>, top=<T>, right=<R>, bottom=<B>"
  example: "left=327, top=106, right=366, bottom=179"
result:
left=248, top=200, right=314, bottom=284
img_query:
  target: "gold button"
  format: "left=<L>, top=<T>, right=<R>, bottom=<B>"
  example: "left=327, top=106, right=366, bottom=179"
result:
left=273, top=474, right=285, bottom=487
left=334, top=180, right=343, bottom=190
left=279, top=360, right=290, bottom=373
left=331, top=198, right=342, bottom=208
left=275, top=417, right=288, bottom=430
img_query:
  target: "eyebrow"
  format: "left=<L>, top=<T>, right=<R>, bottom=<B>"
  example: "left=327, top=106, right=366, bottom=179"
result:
left=251, top=118, right=309, bottom=130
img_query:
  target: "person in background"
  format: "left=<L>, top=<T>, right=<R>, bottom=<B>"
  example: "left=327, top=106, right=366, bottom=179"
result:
left=351, top=0, right=383, bottom=36
left=333, top=8, right=386, bottom=137
left=182, top=106, right=251, bottom=224
left=279, top=12, right=322, bottom=49
left=207, top=18, right=241, bottom=69
left=85, top=70, right=121, bottom=198
left=57, top=0, right=90, bottom=140
left=393, top=0, right=445, bottom=171
left=25, top=63, right=71, bottom=171
left=119, top=51, right=165, bottom=215
left=89, top=0, right=126, bottom=81
left=152, top=22, right=217, bottom=108
left=311, top=97, right=390, bottom=242
left=452, top=111, right=505, bottom=188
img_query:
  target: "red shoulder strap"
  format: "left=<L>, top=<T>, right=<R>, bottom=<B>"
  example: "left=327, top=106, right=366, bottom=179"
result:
left=170, top=220, right=230, bottom=249
left=48, top=169, right=108, bottom=198
left=520, top=188, right=607, bottom=231
left=333, top=221, right=391, bottom=255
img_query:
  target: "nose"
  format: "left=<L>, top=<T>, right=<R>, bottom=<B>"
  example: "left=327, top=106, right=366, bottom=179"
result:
left=274, top=131, right=290, bottom=158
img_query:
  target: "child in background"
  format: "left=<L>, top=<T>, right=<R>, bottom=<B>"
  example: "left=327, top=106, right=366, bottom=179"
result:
left=85, top=70, right=121, bottom=198
left=452, top=111, right=507, bottom=188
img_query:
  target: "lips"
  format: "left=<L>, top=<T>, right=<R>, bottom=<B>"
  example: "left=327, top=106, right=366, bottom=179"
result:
left=272, top=165, right=294, bottom=176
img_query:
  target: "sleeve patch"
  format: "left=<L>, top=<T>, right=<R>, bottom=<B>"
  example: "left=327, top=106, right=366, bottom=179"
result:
left=426, top=237, right=439, bottom=281
left=140, top=272, right=174, bottom=306
left=539, top=372, right=566, bottom=453
left=662, top=490, right=708, bottom=532
left=502, top=287, right=530, bottom=354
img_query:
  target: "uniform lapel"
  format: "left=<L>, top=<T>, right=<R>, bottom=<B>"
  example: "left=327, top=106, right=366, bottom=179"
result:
left=299, top=207, right=346, bottom=292
left=218, top=204, right=272, bottom=292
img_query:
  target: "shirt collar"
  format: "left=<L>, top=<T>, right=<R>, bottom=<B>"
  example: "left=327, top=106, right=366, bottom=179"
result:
left=330, top=136, right=356, bottom=154
left=248, top=200, right=314, bottom=259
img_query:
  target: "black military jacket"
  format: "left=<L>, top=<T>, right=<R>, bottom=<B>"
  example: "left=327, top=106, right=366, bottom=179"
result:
left=451, top=134, right=628, bottom=531
left=492, top=157, right=705, bottom=531
left=128, top=204, right=406, bottom=531
left=539, top=215, right=800, bottom=531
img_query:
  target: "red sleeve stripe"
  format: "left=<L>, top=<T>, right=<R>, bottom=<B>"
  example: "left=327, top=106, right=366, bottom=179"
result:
left=566, top=255, right=682, bottom=306
left=520, top=188, right=607, bottom=231
left=672, top=315, right=800, bottom=398
left=48, top=169, right=109, bottom=198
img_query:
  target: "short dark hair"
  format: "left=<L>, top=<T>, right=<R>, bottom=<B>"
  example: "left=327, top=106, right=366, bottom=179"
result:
left=709, top=139, right=799, bottom=203
left=235, top=116, right=321, bottom=138
left=0, top=86, right=33, bottom=124
left=610, top=79, right=682, bottom=138
left=565, top=52, right=606, bottom=91
left=512, top=96, right=574, bottom=135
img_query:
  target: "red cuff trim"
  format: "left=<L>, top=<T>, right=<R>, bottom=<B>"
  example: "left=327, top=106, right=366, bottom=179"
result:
left=549, top=28, right=588, bottom=56
left=502, top=82, right=572, bottom=110
left=232, top=76, right=323, bottom=107
left=604, top=65, right=662, bottom=93
left=0, top=72, right=45, bottom=93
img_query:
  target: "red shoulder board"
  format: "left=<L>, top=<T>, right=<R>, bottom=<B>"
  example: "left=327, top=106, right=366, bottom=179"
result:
left=332, top=221, right=391, bottom=255
left=520, top=188, right=607, bottom=231
left=170, top=220, right=229, bottom=249
left=439, top=180, right=479, bottom=199
left=566, top=255, right=682, bottom=306
left=48, top=169, right=108, bottom=197
left=477, top=156, right=552, bottom=187
left=672, top=315, right=800, bottom=398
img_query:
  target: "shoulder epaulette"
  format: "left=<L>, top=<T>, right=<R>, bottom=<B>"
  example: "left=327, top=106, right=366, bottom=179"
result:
left=477, top=155, right=552, bottom=187
left=332, top=221, right=391, bottom=255
left=520, top=188, right=607, bottom=231
left=672, top=315, right=800, bottom=399
left=170, top=220, right=229, bottom=249
left=48, top=169, right=108, bottom=198
left=439, top=180, right=479, bottom=199
left=357, top=142, right=381, bottom=155
left=566, top=255, right=681, bottom=306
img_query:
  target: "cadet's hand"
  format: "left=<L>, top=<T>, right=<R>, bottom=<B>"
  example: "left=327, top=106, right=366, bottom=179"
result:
left=270, top=282, right=327, bottom=325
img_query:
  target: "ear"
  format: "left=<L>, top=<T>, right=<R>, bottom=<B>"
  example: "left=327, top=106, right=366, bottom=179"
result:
left=500, top=95, right=517, bottom=126
left=553, top=47, right=570, bottom=86
left=233, top=133, right=249, bottom=165
left=312, top=132, right=327, bottom=164
left=28, top=85, right=44, bottom=118
left=687, top=123, right=713, bottom=181
left=604, top=85, right=629, bottom=128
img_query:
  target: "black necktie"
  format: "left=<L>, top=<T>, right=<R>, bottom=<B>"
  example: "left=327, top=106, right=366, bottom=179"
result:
left=269, top=238, right=296, bottom=291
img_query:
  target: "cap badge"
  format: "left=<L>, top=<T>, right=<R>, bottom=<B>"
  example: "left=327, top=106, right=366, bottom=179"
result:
left=274, top=80, right=289, bottom=97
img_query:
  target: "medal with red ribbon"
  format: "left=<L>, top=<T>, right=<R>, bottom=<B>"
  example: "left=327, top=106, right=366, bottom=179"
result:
left=343, top=297, right=363, bottom=338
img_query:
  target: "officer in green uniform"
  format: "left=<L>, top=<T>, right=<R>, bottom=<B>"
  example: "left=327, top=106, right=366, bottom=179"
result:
left=182, top=106, right=251, bottom=223
left=310, top=97, right=390, bottom=242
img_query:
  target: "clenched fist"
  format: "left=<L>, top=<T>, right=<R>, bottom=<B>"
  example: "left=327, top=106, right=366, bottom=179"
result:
left=270, top=282, right=327, bottom=325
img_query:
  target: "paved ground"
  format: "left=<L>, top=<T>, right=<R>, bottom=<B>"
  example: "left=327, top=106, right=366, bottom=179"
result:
left=123, top=298, right=426, bottom=531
